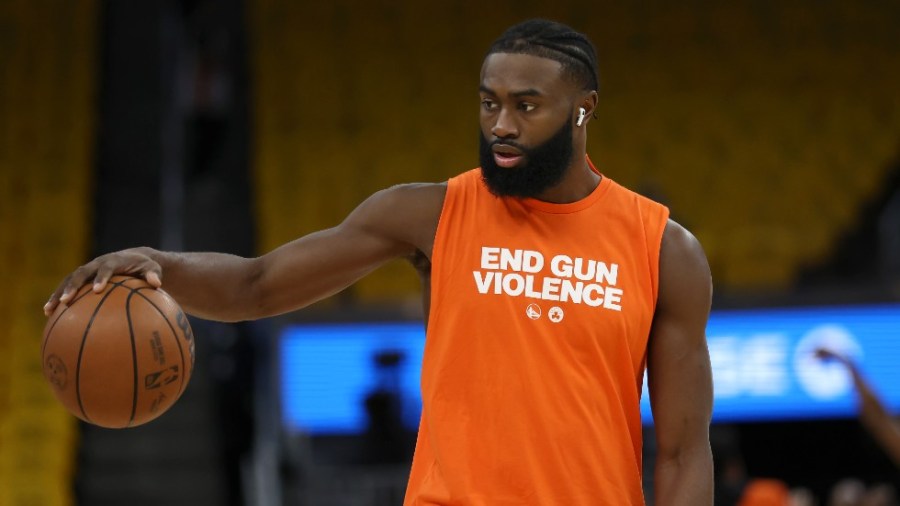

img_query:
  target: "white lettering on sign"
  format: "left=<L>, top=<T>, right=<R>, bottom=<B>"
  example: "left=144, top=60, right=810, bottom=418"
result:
left=708, top=326, right=863, bottom=401
left=709, top=334, right=789, bottom=398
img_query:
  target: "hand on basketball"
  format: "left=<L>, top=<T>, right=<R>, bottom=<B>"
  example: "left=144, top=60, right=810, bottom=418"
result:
left=44, top=248, right=163, bottom=316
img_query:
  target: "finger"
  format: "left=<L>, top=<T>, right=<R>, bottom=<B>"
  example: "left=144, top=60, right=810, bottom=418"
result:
left=93, top=264, right=114, bottom=292
left=146, top=269, right=162, bottom=288
left=814, top=348, right=832, bottom=359
left=814, top=348, right=844, bottom=362
left=59, top=266, right=94, bottom=303
left=44, top=293, right=60, bottom=316
left=58, top=281, right=75, bottom=303
left=45, top=274, right=75, bottom=315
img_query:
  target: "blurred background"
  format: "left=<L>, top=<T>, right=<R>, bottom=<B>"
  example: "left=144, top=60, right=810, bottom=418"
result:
left=1, top=0, right=899, bottom=505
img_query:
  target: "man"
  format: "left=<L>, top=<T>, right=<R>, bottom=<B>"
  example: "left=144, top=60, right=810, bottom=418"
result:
left=45, top=19, right=713, bottom=505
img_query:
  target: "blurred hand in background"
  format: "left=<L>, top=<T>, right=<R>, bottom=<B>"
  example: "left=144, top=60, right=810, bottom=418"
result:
left=815, top=348, right=900, bottom=469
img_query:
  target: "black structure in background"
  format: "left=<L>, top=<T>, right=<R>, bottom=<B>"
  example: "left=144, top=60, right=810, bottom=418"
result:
left=361, top=350, right=416, bottom=466
left=179, top=3, right=258, bottom=499
left=94, top=0, right=165, bottom=249
left=90, top=0, right=255, bottom=505
left=802, top=153, right=900, bottom=287
left=94, top=0, right=254, bottom=282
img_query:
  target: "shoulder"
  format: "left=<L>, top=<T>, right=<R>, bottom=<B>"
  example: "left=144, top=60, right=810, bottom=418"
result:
left=351, top=182, right=447, bottom=214
left=362, top=182, right=448, bottom=223
left=344, top=182, right=448, bottom=257
left=378, top=181, right=448, bottom=203
left=657, top=219, right=712, bottom=314
left=660, top=220, right=707, bottom=272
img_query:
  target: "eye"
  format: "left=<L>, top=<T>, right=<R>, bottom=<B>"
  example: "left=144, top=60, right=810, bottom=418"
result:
left=481, top=99, right=498, bottom=112
left=519, top=102, right=536, bottom=112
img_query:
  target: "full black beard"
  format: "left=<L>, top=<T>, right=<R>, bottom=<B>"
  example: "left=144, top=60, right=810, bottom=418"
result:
left=479, top=119, right=574, bottom=198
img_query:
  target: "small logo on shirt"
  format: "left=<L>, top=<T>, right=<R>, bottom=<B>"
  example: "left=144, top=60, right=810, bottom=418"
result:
left=548, top=306, right=564, bottom=323
left=526, top=303, right=542, bottom=320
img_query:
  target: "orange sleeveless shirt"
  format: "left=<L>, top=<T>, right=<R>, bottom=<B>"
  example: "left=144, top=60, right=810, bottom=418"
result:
left=405, top=158, right=669, bottom=506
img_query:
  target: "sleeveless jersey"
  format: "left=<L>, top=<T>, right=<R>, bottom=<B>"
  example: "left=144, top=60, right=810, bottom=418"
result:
left=404, top=158, right=670, bottom=506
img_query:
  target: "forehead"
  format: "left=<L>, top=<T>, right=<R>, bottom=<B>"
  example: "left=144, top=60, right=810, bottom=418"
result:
left=480, top=52, right=569, bottom=96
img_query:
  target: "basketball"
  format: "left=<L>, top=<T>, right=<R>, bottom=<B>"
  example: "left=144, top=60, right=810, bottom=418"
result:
left=41, top=275, right=195, bottom=428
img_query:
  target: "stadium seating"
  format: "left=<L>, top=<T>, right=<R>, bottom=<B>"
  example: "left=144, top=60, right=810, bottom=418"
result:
left=250, top=0, right=899, bottom=299
left=0, top=1, right=96, bottom=504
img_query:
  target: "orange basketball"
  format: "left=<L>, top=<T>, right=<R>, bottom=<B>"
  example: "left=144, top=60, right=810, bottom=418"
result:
left=41, top=275, right=195, bottom=428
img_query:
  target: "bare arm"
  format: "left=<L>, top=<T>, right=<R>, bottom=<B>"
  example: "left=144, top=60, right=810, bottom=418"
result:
left=648, top=220, right=714, bottom=506
left=45, top=183, right=446, bottom=321
left=816, top=348, right=900, bottom=468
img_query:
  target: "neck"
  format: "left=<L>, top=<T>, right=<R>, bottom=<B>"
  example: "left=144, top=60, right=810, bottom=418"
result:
left=531, top=152, right=599, bottom=204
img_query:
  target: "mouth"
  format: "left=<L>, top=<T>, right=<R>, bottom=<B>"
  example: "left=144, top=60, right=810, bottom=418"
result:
left=492, top=144, right=524, bottom=168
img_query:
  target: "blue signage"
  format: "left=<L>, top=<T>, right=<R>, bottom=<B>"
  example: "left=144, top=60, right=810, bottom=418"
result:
left=681, top=303, right=900, bottom=423
left=280, top=323, right=425, bottom=434
left=280, top=304, right=900, bottom=434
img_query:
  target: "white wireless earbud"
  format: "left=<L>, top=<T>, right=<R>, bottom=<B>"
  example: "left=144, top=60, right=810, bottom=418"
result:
left=576, top=107, right=586, bottom=127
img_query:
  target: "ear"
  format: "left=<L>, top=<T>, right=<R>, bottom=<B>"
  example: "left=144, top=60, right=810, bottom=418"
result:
left=579, top=91, right=599, bottom=126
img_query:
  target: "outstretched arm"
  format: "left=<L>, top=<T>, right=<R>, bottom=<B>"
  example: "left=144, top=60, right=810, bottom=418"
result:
left=816, top=348, right=900, bottom=468
left=648, top=220, right=714, bottom=506
left=45, top=183, right=446, bottom=322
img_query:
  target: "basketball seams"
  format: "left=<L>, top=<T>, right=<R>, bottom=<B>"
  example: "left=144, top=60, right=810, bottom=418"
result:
left=124, top=290, right=140, bottom=428
left=42, top=286, right=106, bottom=362
left=73, top=279, right=131, bottom=423
left=133, top=288, right=188, bottom=398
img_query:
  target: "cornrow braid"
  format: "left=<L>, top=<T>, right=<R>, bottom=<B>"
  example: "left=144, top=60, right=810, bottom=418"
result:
left=487, top=19, right=599, bottom=92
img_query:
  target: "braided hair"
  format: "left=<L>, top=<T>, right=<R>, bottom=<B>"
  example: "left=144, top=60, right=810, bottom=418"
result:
left=486, top=19, right=599, bottom=92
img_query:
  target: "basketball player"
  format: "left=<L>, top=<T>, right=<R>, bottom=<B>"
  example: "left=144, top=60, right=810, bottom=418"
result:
left=46, top=20, right=714, bottom=505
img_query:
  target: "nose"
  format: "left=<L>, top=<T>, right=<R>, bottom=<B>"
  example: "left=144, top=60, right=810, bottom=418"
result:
left=491, top=108, right=519, bottom=139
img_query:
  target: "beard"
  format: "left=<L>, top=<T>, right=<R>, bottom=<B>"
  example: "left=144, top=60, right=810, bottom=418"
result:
left=479, top=118, right=574, bottom=198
